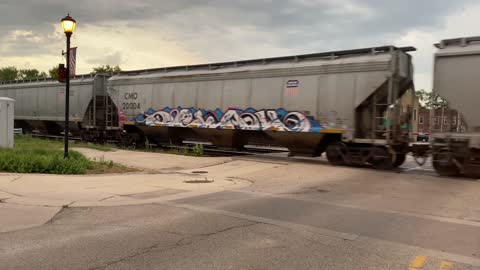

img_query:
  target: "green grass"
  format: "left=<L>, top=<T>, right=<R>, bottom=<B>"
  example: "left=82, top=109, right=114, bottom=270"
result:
left=13, top=136, right=113, bottom=152
left=72, top=142, right=114, bottom=152
left=191, top=144, right=204, bottom=156
left=14, top=135, right=64, bottom=149
left=0, top=147, right=93, bottom=174
left=129, top=142, right=206, bottom=157
left=0, top=136, right=129, bottom=175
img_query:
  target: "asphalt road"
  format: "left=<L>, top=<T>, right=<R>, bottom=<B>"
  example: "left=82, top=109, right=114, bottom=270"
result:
left=1, top=158, right=479, bottom=270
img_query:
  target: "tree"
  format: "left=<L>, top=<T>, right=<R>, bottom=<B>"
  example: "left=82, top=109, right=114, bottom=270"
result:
left=49, top=66, right=60, bottom=80
left=0, top=67, right=50, bottom=81
left=18, top=69, right=47, bottom=80
left=415, top=89, right=448, bottom=109
left=91, top=65, right=122, bottom=74
left=0, top=66, right=19, bottom=81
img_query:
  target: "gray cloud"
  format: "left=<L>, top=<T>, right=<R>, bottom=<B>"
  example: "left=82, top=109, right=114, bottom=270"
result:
left=0, top=1, right=470, bottom=34
left=86, top=51, right=123, bottom=66
left=0, top=28, right=62, bottom=56
left=0, top=0, right=477, bottom=89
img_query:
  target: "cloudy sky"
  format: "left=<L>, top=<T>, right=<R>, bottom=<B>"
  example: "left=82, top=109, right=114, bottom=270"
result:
left=0, top=0, right=478, bottom=90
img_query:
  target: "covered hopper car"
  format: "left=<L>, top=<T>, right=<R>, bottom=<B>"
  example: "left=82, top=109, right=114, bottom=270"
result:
left=109, top=45, right=416, bottom=169
left=0, top=74, right=120, bottom=142
left=420, top=36, right=480, bottom=177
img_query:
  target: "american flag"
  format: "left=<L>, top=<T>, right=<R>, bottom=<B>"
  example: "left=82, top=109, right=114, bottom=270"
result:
left=284, top=80, right=300, bottom=97
left=69, top=47, right=77, bottom=78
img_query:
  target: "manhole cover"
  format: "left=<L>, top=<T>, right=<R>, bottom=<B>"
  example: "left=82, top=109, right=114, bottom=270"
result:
left=184, top=178, right=214, bottom=184
left=288, top=188, right=330, bottom=195
left=123, top=189, right=188, bottom=199
left=191, top=171, right=208, bottom=174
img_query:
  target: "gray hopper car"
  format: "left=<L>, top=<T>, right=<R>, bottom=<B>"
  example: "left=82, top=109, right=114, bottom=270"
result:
left=0, top=74, right=120, bottom=141
left=425, top=36, right=480, bottom=177
left=110, top=46, right=416, bottom=169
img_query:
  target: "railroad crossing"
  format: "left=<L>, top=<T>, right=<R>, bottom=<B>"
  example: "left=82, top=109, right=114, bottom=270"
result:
left=0, top=148, right=478, bottom=269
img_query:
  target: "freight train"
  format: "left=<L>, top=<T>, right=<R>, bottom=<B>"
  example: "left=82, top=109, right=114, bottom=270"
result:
left=0, top=36, right=479, bottom=177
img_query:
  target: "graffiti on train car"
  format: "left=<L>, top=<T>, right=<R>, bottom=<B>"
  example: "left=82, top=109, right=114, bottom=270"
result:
left=134, top=107, right=323, bottom=132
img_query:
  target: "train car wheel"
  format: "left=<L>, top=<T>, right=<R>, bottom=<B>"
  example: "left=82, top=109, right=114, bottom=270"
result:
left=393, top=153, right=406, bottom=168
left=432, top=149, right=460, bottom=177
left=464, top=150, right=480, bottom=179
left=369, top=146, right=394, bottom=170
left=464, top=166, right=480, bottom=179
left=326, top=142, right=347, bottom=166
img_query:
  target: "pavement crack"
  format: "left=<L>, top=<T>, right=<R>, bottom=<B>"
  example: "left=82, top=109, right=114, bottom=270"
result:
left=45, top=207, right=69, bottom=224
left=194, top=222, right=258, bottom=238
left=98, top=196, right=115, bottom=202
left=161, top=230, right=185, bottom=236
left=0, top=197, right=11, bottom=203
left=0, top=201, right=61, bottom=208
left=87, top=222, right=258, bottom=270
left=62, top=201, right=75, bottom=208
left=0, top=188, right=23, bottom=197
left=193, top=160, right=235, bottom=170
left=9, top=175, right=23, bottom=182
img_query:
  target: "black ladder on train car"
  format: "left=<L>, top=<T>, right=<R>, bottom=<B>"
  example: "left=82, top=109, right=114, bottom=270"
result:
left=105, top=96, right=114, bottom=129
left=87, top=96, right=96, bottom=128
left=370, top=51, right=400, bottom=142
left=90, top=95, right=116, bottom=130
left=94, top=96, right=106, bottom=129
left=370, top=91, right=395, bottom=141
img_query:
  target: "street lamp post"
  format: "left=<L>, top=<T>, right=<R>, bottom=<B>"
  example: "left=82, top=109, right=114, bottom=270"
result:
left=61, top=14, right=76, bottom=159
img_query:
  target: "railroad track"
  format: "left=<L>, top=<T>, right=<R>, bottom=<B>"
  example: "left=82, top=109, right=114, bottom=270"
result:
left=22, top=135, right=479, bottom=180
left=31, top=133, right=82, bottom=141
left=27, top=134, right=289, bottom=157
left=157, top=142, right=290, bottom=157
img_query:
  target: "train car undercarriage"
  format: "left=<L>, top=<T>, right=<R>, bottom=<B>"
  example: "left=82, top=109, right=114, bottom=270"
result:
left=428, top=135, right=480, bottom=178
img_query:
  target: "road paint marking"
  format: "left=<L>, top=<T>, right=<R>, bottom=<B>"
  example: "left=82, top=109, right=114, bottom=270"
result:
left=439, top=260, right=453, bottom=270
left=409, top=256, right=427, bottom=270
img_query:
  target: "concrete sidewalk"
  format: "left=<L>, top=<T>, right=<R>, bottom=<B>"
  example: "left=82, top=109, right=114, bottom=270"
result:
left=75, top=148, right=232, bottom=172
left=0, top=149, right=282, bottom=233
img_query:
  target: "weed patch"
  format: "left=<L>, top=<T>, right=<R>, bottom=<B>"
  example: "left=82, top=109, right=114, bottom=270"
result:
left=0, top=135, right=131, bottom=174
left=0, top=148, right=93, bottom=174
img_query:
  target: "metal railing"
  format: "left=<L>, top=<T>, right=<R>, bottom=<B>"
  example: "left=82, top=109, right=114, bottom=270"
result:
left=119, top=46, right=416, bottom=76
left=0, top=73, right=101, bottom=85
